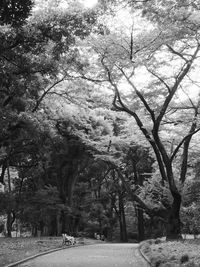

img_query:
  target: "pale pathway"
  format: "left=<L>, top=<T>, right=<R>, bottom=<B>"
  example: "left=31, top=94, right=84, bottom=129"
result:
left=19, top=243, right=149, bottom=267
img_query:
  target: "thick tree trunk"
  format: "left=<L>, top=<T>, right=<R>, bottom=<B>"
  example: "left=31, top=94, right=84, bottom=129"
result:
left=6, top=211, right=15, bottom=237
left=137, top=208, right=145, bottom=241
left=166, top=191, right=182, bottom=240
left=61, top=210, right=66, bottom=233
left=57, top=213, right=62, bottom=236
left=6, top=211, right=12, bottom=237
left=118, top=193, right=127, bottom=242
left=65, top=214, right=73, bottom=235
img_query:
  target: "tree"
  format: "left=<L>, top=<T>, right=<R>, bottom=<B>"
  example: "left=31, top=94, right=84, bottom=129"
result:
left=0, top=0, right=97, bottom=182
left=124, top=144, right=154, bottom=241
left=0, top=0, right=99, bottom=236
left=0, top=0, right=33, bottom=26
left=73, top=1, right=200, bottom=239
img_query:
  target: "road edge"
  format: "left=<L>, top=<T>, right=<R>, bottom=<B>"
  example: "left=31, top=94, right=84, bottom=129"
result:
left=138, top=241, right=153, bottom=267
left=4, top=243, right=86, bottom=267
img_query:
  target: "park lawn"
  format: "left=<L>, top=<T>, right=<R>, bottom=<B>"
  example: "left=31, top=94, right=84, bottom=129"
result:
left=141, top=239, right=200, bottom=267
left=0, top=236, right=100, bottom=267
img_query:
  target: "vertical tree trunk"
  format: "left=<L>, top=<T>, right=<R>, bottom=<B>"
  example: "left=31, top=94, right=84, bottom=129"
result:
left=108, top=197, right=116, bottom=240
left=166, top=191, right=182, bottom=240
left=118, top=193, right=127, bottom=242
left=61, top=210, right=66, bottom=233
left=57, top=213, right=62, bottom=236
left=32, top=225, right=37, bottom=237
left=6, top=211, right=12, bottom=237
left=137, top=174, right=145, bottom=241
left=6, top=162, right=15, bottom=237
left=6, top=210, right=15, bottom=237
left=137, top=207, right=145, bottom=241
left=99, top=217, right=102, bottom=237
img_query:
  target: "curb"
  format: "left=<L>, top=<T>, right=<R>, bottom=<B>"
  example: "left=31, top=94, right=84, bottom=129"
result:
left=138, top=241, right=153, bottom=267
left=4, top=243, right=86, bottom=267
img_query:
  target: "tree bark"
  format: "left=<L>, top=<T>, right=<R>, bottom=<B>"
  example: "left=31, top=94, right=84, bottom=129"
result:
left=137, top=207, right=145, bottom=241
left=61, top=210, right=66, bottom=233
left=6, top=162, right=15, bottom=237
left=166, top=191, right=182, bottom=240
left=136, top=173, right=145, bottom=241
left=6, top=211, right=12, bottom=237
left=6, top=211, right=15, bottom=237
left=118, top=193, right=127, bottom=242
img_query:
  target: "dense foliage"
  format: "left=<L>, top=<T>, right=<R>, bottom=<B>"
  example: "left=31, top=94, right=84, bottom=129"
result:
left=0, top=0, right=200, bottom=241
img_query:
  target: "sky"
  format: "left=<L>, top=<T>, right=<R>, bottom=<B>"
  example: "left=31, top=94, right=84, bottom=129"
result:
left=34, top=0, right=99, bottom=11
left=81, top=0, right=98, bottom=8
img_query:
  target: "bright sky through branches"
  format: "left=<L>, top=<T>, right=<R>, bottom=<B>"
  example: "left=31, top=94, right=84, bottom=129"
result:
left=82, top=0, right=98, bottom=8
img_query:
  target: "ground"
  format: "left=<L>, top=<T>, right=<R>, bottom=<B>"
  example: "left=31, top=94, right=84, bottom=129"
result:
left=0, top=236, right=101, bottom=267
left=141, top=238, right=200, bottom=267
left=18, top=243, right=148, bottom=267
left=2, top=236, right=200, bottom=267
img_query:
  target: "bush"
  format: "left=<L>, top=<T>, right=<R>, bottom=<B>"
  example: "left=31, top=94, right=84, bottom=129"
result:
left=180, top=254, right=189, bottom=264
left=154, top=259, right=164, bottom=267
left=183, top=261, right=196, bottom=267
left=155, top=238, right=162, bottom=244
left=147, top=239, right=154, bottom=245
left=142, top=243, right=150, bottom=254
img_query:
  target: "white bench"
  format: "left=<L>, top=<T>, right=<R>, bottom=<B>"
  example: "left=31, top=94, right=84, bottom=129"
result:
left=62, top=234, right=76, bottom=246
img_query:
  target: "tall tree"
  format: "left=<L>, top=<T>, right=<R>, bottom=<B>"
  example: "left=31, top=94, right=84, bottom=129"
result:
left=74, top=1, right=200, bottom=239
left=0, top=0, right=97, bottom=185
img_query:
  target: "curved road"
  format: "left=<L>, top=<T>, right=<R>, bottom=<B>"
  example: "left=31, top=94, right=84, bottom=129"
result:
left=18, top=243, right=149, bottom=267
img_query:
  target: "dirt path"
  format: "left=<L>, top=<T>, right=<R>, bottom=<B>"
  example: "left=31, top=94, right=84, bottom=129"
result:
left=18, top=243, right=149, bottom=267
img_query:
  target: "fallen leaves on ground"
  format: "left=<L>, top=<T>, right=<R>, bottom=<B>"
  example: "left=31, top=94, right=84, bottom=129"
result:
left=0, top=236, right=101, bottom=267
left=141, top=239, right=200, bottom=267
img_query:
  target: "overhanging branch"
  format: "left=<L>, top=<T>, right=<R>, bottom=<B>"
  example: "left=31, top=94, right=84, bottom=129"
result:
left=32, top=75, right=68, bottom=112
left=170, top=127, right=200, bottom=162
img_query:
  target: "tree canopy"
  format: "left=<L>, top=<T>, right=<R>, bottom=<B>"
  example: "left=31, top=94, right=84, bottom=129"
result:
left=1, top=0, right=200, bottom=240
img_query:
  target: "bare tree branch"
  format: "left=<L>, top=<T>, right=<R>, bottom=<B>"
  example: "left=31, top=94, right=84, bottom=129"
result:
left=147, top=68, right=171, bottom=93
left=154, top=44, right=200, bottom=132
left=166, top=45, right=188, bottom=62
left=119, top=67, right=156, bottom=122
left=171, top=126, right=200, bottom=162
left=101, top=56, right=168, bottom=181
left=32, top=75, right=68, bottom=112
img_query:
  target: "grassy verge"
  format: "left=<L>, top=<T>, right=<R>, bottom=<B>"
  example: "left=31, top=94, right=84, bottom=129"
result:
left=141, top=238, right=200, bottom=267
left=0, top=236, right=100, bottom=267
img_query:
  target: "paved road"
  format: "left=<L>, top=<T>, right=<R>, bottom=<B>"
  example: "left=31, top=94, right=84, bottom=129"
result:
left=18, top=243, right=149, bottom=267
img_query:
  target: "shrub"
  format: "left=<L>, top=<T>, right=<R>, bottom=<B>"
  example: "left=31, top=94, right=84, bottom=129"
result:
left=147, top=239, right=154, bottom=245
left=154, top=259, right=164, bottom=267
left=183, top=261, right=196, bottom=267
left=180, top=254, right=189, bottom=264
left=142, top=243, right=150, bottom=254
left=155, top=238, right=162, bottom=244
left=169, top=255, right=176, bottom=261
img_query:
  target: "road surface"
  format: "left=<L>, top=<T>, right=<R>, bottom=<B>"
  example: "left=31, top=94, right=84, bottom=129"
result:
left=18, top=243, right=149, bottom=267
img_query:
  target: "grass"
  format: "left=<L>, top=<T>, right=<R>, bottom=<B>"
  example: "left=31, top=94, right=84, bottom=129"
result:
left=141, top=238, right=200, bottom=267
left=0, top=236, right=101, bottom=267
